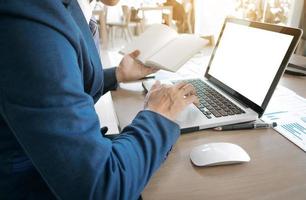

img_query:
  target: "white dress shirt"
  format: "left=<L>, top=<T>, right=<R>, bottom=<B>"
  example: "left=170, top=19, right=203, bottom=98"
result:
left=77, top=0, right=96, bottom=23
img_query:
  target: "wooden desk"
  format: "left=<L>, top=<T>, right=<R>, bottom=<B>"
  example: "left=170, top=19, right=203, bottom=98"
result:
left=111, top=74, right=306, bottom=200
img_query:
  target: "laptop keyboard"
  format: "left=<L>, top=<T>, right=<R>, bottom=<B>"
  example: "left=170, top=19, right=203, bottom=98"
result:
left=178, top=79, right=245, bottom=119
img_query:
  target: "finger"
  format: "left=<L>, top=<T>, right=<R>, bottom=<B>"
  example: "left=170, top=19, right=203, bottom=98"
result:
left=174, top=81, right=188, bottom=90
left=188, top=84, right=197, bottom=96
left=193, top=95, right=200, bottom=106
left=142, top=65, right=158, bottom=75
left=146, top=67, right=159, bottom=74
left=129, top=50, right=140, bottom=58
left=184, top=94, right=199, bottom=105
left=180, top=84, right=197, bottom=96
left=150, top=80, right=161, bottom=91
left=144, top=65, right=159, bottom=71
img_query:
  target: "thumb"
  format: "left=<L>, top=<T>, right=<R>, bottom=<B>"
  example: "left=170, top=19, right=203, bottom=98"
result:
left=129, top=50, right=140, bottom=58
left=145, top=66, right=159, bottom=74
left=150, top=80, right=161, bottom=91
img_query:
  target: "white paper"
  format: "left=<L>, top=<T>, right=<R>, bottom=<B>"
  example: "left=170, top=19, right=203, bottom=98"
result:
left=262, top=86, right=306, bottom=152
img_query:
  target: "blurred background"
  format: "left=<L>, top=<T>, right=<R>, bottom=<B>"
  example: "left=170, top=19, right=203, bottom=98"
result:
left=93, top=0, right=305, bottom=56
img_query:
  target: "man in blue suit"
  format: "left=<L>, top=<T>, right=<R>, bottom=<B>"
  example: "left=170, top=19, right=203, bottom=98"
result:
left=0, top=0, right=198, bottom=199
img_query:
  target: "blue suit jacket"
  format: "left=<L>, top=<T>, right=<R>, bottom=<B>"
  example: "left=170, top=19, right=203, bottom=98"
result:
left=0, top=0, right=180, bottom=199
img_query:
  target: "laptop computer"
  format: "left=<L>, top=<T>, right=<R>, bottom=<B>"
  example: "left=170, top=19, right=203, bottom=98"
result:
left=143, top=18, right=303, bottom=132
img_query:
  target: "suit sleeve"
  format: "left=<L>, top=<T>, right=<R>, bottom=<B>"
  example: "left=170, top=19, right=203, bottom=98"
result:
left=0, top=20, right=180, bottom=200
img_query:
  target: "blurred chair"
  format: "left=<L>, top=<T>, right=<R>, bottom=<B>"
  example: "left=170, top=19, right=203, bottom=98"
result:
left=107, top=5, right=139, bottom=46
left=92, top=5, right=108, bottom=49
left=130, top=7, right=144, bottom=34
left=183, top=2, right=193, bottom=33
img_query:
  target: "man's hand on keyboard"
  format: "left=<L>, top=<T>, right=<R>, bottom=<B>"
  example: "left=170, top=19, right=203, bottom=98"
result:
left=144, top=81, right=199, bottom=121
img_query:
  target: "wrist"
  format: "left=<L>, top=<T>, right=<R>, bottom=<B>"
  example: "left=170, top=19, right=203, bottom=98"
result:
left=145, top=107, right=175, bottom=122
left=115, top=67, right=123, bottom=83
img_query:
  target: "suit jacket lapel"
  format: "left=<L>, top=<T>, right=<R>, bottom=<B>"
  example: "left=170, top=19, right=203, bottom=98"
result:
left=68, top=0, right=102, bottom=70
left=61, top=0, right=72, bottom=7
left=64, top=0, right=104, bottom=96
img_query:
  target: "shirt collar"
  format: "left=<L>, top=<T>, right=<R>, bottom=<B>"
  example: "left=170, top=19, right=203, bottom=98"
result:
left=77, top=0, right=96, bottom=23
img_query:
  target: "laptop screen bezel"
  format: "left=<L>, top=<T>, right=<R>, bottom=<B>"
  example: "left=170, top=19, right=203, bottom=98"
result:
left=204, top=18, right=302, bottom=117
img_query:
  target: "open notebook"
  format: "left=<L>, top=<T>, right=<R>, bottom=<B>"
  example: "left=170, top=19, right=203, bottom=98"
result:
left=120, top=24, right=208, bottom=72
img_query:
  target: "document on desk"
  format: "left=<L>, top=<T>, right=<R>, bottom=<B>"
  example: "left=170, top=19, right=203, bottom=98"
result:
left=262, top=86, right=306, bottom=152
left=95, top=92, right=120, bottom=135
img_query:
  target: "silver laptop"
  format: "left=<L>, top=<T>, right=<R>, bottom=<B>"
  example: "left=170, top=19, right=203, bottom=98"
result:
left=143, top=18, right=302, bottom=132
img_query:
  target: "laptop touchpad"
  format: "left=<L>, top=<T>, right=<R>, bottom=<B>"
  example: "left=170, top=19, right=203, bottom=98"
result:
left=175, top=104, right=207, bottom=129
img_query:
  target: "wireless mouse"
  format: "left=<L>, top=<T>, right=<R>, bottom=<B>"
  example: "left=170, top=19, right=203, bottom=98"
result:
left=190, top=142, right=250, bottom=167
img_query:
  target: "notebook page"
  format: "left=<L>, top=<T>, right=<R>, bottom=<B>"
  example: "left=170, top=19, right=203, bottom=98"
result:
left=120, top=24, right=177, bottom=63
left=146, top=34, right=207, bottom=72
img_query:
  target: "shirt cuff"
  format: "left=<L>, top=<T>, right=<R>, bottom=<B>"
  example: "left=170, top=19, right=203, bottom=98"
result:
left=103, top=67, right=118, bottom=94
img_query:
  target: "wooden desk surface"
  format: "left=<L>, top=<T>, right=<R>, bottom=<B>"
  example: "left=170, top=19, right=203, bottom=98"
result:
left=111, top=74, right=306, bottom=200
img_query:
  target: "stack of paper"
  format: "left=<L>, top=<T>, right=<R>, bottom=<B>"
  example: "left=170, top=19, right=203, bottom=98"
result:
left=262, top=86, right=306, bottom=152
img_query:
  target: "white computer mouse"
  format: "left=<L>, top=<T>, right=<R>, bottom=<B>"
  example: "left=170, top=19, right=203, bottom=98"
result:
left=190, top=142, right=250, bottom=167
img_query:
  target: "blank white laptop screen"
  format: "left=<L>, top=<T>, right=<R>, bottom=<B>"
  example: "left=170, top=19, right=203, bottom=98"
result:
left=208, top=22, right=294, bottom=106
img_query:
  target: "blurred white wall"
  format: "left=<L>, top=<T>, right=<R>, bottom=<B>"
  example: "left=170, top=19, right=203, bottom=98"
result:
left=286, top=0, right=304, bottom=27
left=194, top=0, right=236, bottom=38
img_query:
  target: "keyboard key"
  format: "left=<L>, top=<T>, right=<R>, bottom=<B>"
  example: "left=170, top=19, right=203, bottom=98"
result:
left=210, top=109, right=222, bottom=117
left=179, top=79, right=246, bottom=118
left=205, top=115, right=212, bottom=119
left=219, top=110, right=228, bottom=116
